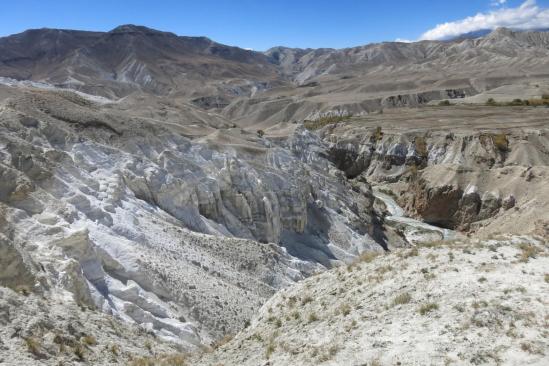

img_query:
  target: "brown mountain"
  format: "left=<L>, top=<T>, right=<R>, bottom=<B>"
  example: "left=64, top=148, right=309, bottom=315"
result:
left=0, top=24, right=282, bottom=99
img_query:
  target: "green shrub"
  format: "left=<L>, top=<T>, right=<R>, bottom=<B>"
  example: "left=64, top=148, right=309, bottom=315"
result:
left=438, top=100, right=451, bottom=106
left=508, top=98, right=527, bottom=106
left=486, top=98, right=497, bottom=106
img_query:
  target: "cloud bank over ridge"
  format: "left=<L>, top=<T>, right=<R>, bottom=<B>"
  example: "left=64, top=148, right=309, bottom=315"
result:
left=420, top=0, right=549, bottom=40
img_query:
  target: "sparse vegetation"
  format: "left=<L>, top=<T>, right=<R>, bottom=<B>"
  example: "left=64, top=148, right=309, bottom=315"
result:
left=414, top=136, right=428, bottom=158
left=73, top=343, right=86, bottom=360
left=130, top=353, right=187, bottom=366
left=417, top=241, right=444, bottom=249
left=301, top=295, right=314, bottom=305
left=338, top=303, right=352, bottom=316
left=303, top=114, right=352, bottom=130
left=491, top=133, right=509, bottom=152
left=144, top=340, right=153, bottom=352
left=403, top=247, right=419, bottom=258
left=373, top=126, right=383, bottom=142
left=518, top=243, right=540, bottom=262
left=486, top=98, right=497, bottom=106
left=357, top=251, right=381, bottom=263
left=485, top=97, right=549, bottom=107
left=438, top=100, right=451, bottom=106
left=265, top=342, right=276, bottom=359
left=15, top=285, right=31, bottom=296
left=110, top=344, right=120, bottom=356
left=418, top=302, right=439, bottom=315
left=392, top=292, right=412, bottom=306
left=24, top=337, right=42, bottom=357
left=212, top=334, right=234, bottom=349
left=308, top=312, right=319, bottom=323
left=81, top=335, right=97, bottom=346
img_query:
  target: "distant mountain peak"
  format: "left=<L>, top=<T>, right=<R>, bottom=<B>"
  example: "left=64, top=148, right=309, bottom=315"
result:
left=109, top=24, right=175, bottom=37
left=488, top=27, right=515, bottom=38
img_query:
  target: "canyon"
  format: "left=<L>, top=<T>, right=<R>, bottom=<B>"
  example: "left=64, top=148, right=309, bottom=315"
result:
left=0, top=25, right=547, bottom=365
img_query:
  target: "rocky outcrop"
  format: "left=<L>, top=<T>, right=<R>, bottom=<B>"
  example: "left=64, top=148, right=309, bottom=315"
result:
left=0, top=287, right=183, bottom=365
left=401, top=180, right=516, bottom=230
left=0, top=85, right=382, bottom=349
left=320, top=121, right=549, bottom=232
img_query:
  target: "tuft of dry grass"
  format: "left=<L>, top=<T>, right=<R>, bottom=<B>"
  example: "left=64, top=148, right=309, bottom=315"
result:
left=81, top=335, right=97, bottom=346
left=73, top=343, right=86, bottom=360
left=338, top=303, right=352, bottom=316
left=110, top=344, right=119, bottom=356
left=418, top=302, right=439, bottom=315
left=301, top=295, right=314, bottom=305
left=491, top=133, right=509, bottom=152
left=414, top=136, right=428, bottom=158
left=308, top=312, right=319, bottom=323
left=212, top=334, right=234, bottom=349
left=392, top=292, right=412, bottom=306
left=15, top=285, right=31, bottom=296
left=265, top=342, right=276, bottom=359
left=399, top=247, right=419, bottom=258
left=357, top=251, right=381, bottom=263
left=24, top=337, right=42, bottom=357
left=373, top=126, right=383, bottom=142
left=518, top=243, right=540, bottom=262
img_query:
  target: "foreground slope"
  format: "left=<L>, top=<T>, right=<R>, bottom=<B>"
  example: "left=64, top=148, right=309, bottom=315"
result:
left=195, top=237, right=549, bottom=366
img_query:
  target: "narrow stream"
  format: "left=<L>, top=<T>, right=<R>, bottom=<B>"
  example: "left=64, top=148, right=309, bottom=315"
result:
left=372, top=187, right=462, bottom=244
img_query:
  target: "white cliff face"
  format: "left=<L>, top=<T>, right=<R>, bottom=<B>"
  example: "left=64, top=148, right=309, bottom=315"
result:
left=321, top=118, right=549, bottom=233
left=0, top=85, right=382, bottom=349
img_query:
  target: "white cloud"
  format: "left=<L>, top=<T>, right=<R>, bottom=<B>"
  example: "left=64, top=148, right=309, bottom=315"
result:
left=420, top=0, right=549, bottom=40
left=491, top=0, right=507, bottom=6
left=395, top=38, right=413, bottom=43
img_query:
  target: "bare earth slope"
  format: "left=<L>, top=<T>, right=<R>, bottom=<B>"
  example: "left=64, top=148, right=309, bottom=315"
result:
left=194, top=237, right=549, bottom=366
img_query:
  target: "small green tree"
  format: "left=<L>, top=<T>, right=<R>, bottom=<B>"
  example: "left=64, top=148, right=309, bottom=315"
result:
left=486, top=98, right=497, bottom=106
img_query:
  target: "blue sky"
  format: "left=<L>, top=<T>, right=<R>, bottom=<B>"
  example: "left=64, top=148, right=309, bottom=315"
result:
left=1, top=0, right=548, bottom=50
